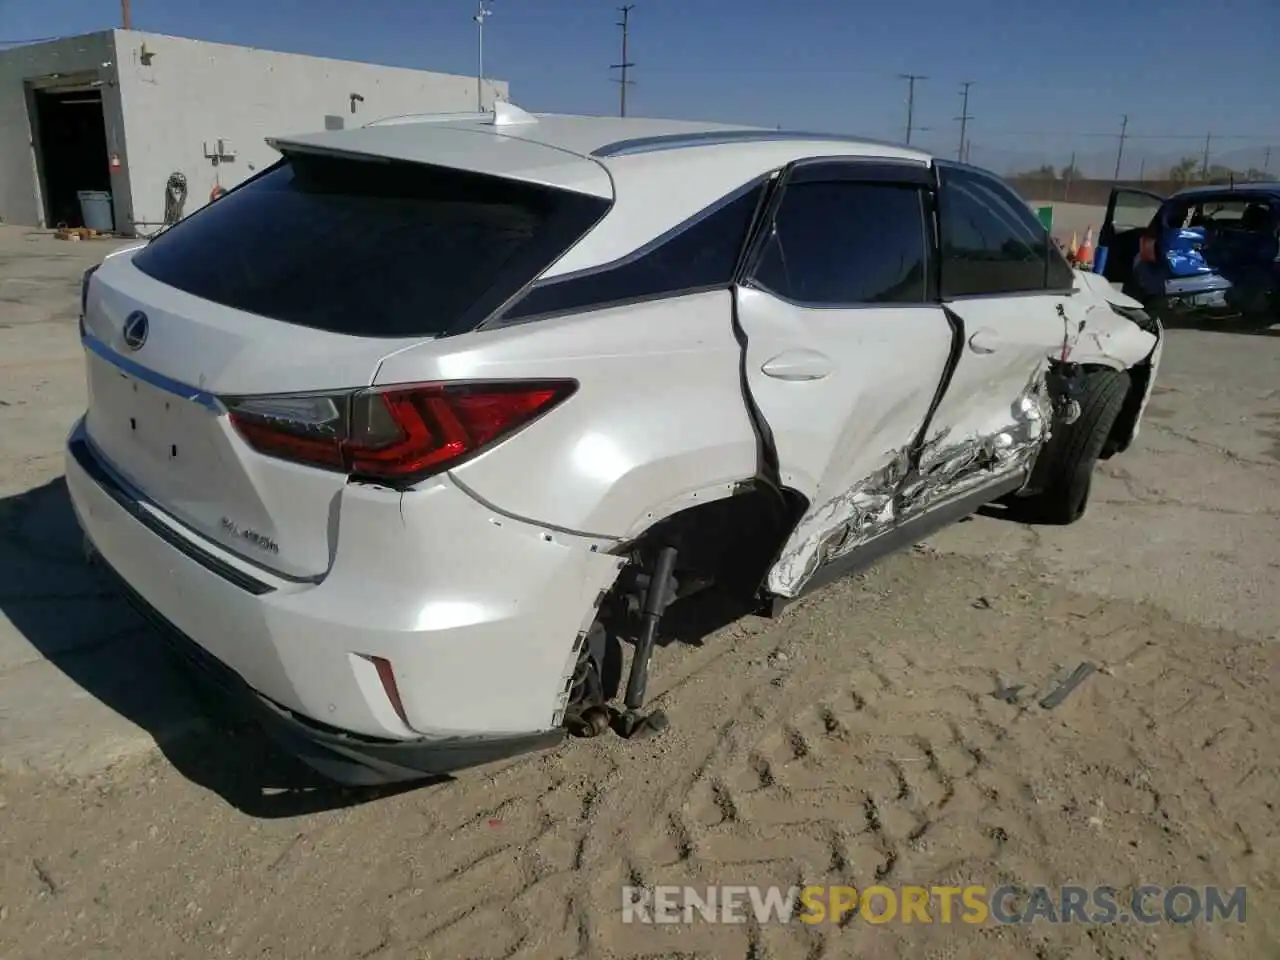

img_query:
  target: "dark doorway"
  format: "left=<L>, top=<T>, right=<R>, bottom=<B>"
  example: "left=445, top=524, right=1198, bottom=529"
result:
left=30, top=87, right=111, bottom=228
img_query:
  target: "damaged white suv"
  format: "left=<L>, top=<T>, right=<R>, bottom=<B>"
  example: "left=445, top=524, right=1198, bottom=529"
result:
left=68, top=103, right=1162, bottom=785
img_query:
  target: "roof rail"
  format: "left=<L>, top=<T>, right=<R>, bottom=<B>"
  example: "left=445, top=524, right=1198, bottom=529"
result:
left=591, top=128, right=915, bottom=158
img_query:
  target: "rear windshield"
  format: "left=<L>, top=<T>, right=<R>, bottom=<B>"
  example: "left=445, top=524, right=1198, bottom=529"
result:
left=131, top=152, right=609, bottom=337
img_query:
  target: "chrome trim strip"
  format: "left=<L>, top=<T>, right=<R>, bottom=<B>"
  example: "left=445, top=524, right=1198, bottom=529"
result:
left=81, top=333, right=221, bottom=411
left=70, top=433, right=279, bottom=596
left=591, top=129, right=919, bottom=159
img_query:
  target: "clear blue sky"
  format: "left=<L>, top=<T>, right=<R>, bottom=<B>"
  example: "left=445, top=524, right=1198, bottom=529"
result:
left=4, top=0, right=1279, bottom=174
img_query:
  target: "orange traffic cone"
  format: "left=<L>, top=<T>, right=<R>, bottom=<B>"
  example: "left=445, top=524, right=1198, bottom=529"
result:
left=1077, top=226, right=1094, bottom=266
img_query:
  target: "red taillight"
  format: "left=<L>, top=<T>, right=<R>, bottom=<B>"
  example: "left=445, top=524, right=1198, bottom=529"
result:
left=225, top=380, right=576, bottom=485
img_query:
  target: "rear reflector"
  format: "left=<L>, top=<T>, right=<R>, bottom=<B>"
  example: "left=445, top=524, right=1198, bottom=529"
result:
left=365, top=654, right=410, bottom=728
left=225, top=380, right=576, bottom=486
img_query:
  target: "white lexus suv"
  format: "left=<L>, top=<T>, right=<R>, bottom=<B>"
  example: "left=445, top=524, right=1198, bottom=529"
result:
left=67, top=102, right=1162, bottom=785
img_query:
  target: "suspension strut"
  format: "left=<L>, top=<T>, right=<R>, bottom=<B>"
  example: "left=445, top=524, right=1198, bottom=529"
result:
left=617, top=544, right=679, bottom=739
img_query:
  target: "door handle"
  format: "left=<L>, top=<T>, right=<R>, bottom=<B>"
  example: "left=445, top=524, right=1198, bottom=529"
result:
left=761, top=349, right=834, bottom=381
left=967, top=328, right=1002, bottom=354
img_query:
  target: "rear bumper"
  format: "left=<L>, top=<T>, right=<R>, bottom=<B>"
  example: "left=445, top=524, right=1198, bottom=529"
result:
left=89, top=545, right=565, bottom=785
left=64, top=417, right=623, bottom=784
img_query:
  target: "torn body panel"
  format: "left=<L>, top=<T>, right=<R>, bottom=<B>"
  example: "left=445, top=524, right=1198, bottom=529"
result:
left=764, top=443, right=910, bottom=594
left=1063, top=270, right=1164, bottom=452
left=1061, top=282, right=1161, bottom=372
left=764, top=362, right=1054, bottom=598
left=899, top=362, right=1053, bottom=523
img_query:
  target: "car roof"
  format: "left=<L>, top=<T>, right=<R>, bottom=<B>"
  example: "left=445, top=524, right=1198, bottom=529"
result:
left=267, top=104, right=937, bottom=278
left=1170, top=182, right=1280, bottom=200
left=267, top=104, right=933, bottom=202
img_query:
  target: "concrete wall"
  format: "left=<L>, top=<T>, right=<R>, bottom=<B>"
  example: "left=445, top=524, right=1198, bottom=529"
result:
left=111, top=31, right=509, bottom=232
left=0, top=30, right=508, bottom=232
left=0, top=33, right=130, bottom=229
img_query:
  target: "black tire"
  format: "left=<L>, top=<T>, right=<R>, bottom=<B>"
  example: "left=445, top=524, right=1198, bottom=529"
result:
left=1020, top=369, right=1130, bottom=525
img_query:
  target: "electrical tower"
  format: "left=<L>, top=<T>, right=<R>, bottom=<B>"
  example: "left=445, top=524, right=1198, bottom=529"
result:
left=611, top=5, right=636, bottom=117
left=956, top=81, right=974, bottom=161
left=898, top=73, right=926, bottom=145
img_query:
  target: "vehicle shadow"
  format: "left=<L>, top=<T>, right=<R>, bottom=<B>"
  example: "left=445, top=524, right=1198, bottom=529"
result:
left=0, top=477, right=437, bottom=818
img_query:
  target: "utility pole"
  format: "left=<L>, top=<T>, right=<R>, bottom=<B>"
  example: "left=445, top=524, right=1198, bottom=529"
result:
left=611, top=5, right=636, bottom=117
left=474, top=0, right=492, bottom=113
left=1265, top=146, right=1272, bottom=175
left=1113, top=114, right=1128, bottom=182
left=1201, top=131, right=1212, bottom=180
left=1064, top=150, right=1076, bottom=200
left=898, top=73, right=926, bottom=145
left=1138, top=158, right=1146, bottom=183
left=121, top=0, right=131, bottom=29
left=956, top=81, right=974, bottom=161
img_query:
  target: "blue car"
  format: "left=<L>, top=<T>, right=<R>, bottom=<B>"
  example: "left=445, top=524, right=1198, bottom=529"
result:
left=1096, top=183, right=1280, bottom=328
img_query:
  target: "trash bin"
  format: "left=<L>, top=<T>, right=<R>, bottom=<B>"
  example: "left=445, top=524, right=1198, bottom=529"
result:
left=76, top=190, right=114, bottom=233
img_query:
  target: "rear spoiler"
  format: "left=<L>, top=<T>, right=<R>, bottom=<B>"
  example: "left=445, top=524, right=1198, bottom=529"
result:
left=264, top=123, right=614, bottom=200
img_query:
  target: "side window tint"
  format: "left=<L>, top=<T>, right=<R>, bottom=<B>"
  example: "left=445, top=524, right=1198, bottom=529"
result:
left=1045, top=242, right=1076, bottom=289
left=501, top=181, right=765, bottom=321
left=751, top=181, right=928, bottom=305
left=939, top=166, right=1056, bottom=297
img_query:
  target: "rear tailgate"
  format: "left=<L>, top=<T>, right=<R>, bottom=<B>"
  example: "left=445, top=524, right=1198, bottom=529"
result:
left=79, top=139, right=612, bottom=580
left=82, top=256, right=422, bottom=580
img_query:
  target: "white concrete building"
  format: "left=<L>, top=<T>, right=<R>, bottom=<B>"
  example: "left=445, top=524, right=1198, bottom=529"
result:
left=0, top=30, right=508, bottom=235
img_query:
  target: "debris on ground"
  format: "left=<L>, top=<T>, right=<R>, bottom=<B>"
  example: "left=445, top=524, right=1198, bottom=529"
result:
left=1039, top=662, right=1098, bottom=710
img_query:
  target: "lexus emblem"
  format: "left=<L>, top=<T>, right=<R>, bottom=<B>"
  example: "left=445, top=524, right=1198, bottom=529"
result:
left=122, top=310, right=149, bottom=350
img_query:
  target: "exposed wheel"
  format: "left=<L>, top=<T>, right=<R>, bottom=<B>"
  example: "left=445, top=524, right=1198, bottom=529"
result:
left=1020, top=369, right=1130, bottom=525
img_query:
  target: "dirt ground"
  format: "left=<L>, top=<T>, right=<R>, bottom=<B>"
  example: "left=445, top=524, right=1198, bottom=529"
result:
left=0, top=226, right=1277, bottom=959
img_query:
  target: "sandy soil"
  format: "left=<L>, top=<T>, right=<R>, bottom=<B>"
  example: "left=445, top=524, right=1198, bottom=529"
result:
left=0, top=546, right=1276, bottom=959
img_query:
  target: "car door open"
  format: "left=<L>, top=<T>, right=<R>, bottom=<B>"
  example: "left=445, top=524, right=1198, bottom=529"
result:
left=1098, top=186, right=1165, bottom=286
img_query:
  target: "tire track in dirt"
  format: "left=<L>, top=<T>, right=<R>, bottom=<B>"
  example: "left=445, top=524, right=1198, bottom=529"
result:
left=0, top=549, right=1275, bottom=960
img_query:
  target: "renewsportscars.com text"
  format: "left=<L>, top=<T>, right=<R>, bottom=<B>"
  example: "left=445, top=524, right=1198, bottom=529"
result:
left=621, top=884, right=1248, bottom=926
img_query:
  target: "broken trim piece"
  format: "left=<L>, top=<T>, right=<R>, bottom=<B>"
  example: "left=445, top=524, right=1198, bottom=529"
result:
left=793, top=469, right=1028, bottom=599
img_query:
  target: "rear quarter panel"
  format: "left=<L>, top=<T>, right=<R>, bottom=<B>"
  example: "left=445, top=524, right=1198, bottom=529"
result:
left=373, top=291, right=759, bottom=540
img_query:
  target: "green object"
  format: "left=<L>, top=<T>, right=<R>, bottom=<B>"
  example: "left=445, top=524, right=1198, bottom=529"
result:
left=1035, top=205, right=1054, bottom=233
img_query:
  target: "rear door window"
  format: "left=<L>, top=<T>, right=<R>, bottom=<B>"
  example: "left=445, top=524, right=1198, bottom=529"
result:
left=130, top=153, right=609, bottom=338
left=751, top=180, right=930, bottom=305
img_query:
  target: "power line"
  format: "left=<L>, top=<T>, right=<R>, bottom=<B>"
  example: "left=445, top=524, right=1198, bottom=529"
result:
left=611, top=5, right=636, bottom=118
left=898, top=73, right=926, bottom=145
left=956, top=80, right=974, bottom=161
left=967, top=128, right=1274, bottom=141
